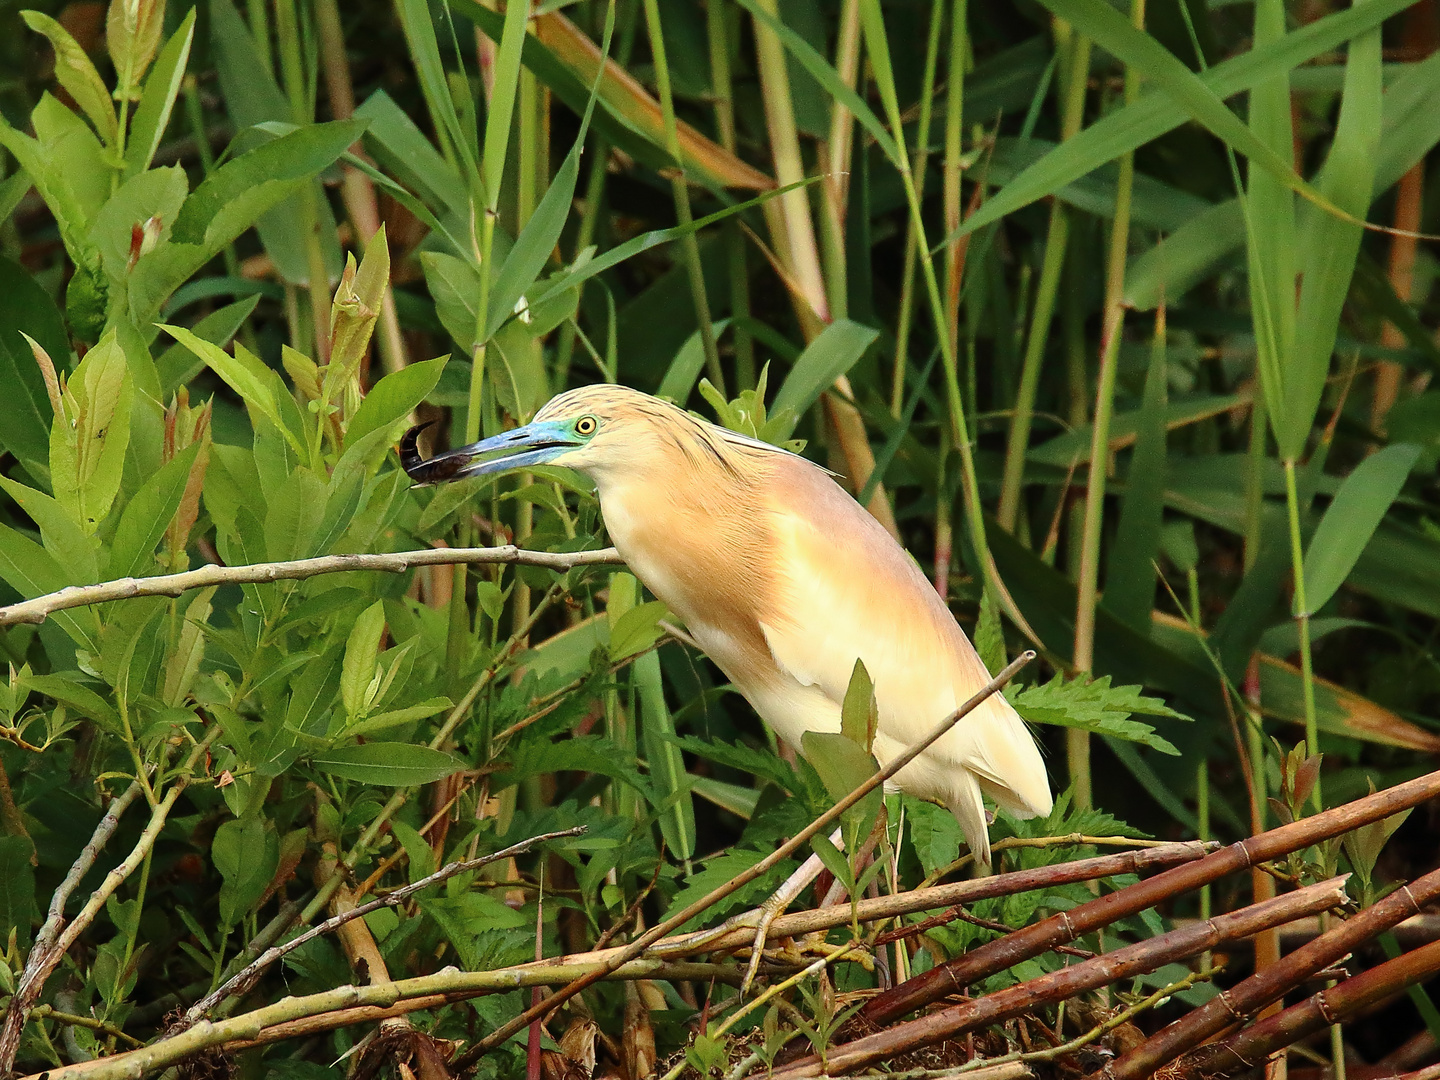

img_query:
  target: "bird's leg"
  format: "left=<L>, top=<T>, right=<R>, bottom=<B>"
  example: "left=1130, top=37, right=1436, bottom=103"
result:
left=738, top=827, right=844, bottom=999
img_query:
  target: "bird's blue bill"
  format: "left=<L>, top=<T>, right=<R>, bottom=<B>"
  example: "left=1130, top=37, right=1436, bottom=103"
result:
left=400, top=421, right=578, bottom=485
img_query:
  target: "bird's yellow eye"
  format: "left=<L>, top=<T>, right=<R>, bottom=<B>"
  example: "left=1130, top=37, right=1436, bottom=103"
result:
left=575, top=415, right=598, bottom=437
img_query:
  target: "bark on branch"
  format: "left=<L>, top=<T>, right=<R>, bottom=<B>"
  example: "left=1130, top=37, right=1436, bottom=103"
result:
left=0, top=546, right=622, bottom=627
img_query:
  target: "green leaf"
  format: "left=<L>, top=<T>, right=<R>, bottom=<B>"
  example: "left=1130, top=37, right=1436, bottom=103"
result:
left=420, top=251, right=482, bottom=354
left=608, top=600, right=667, bottom=662
left=0, top=835, right=36, bottom=948
left=124, top=10, right=195, bottom=177
left=20, top=11, right=118, bottom=145
left=1102, top=323, right=1168, bottom=634
left=344, top=356, right=447, bottom=458
left=160, top=326, right=305, bottom=456
left=311, top=743, right=465, bottom=786
left=839, top=660, right=877, bottom=754
left=341, top=600, right=386, bottom=718
left=1299, top=443, right=1422, bottom=617
left=939, top=0, right=1415, bottom=246
left=0, top=477, right=97, bottom=586
left=212, top=814, right=278, bottom=929
left=1011, top=673, right=1191, bottom=756
left=390, top=820, right=436, bottom=885
left=637, top=649, right=695, bottom=863
left=770, top=319, right=879, bottom=430
left=481, top=0, right=534, bottom=208
left=0, top=257, right=64, bottom=482
left=50, top=329, right=133, bottom=535
left=21, top=671, right=116, bottom=730
left=155, top=295, right=261, bottom=395
left=107, top=443, right=200, bottom=579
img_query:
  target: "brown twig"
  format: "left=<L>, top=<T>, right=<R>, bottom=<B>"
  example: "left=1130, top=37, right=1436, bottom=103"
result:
left=771, top=878, right=1351, bottom=1078
left=179, top=827, right=586, bottom=1027
left=0, top=546, right=622, bottom=627
left=449, top=651, right=1038, bottom=1070
left=542, top=841, right=1215, bottom=968
left=1108, top=865, right=1440, bottom=1078
left=860, top=768, right=1440, bottom=1029
left=1183, top=937, right=1440, bottom=1078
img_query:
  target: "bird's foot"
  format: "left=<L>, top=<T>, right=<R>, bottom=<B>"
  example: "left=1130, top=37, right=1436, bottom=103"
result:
left=738, top=894, right=791, bottom=999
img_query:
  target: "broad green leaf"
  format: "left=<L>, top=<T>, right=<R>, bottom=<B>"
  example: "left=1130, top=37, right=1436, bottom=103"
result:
left=801, top=730, right=882, bottom=850
left=90, top=166, right=188, bottom=284
left=0, top=257, right=65, bottom=481
left=21, top=671, right=116, bottom=729
left=341, top=600, right=386, bottom=718
left=124, top=10, right=196, bottom=178
left=0, top=477, right=97, bottom=585
left=155, top=295, right=261, bottom=394
left=263, top=466, right=328, bottom=562
left=160, top=326, right=304, bottom=456
left=212, top=815, right=278, bottom=928
left=0, top=525, right=101, bottom=650
left=107, top=443, right=200, bottom=579
left=312, top=742, right=465, bottom=786
left=395, top=0, right=481, bottom=193
left=354, top=89, right=469, bottom=218
left=20, top=12, right=118, bottom=145
left=1299, top=443, right=1422, bottom=617
left=51, top=330, right=134, bottom=535
left=0, top=836, right=36, bottom=948
left=485, top=0, right=538, bottom=206
left=420, top=252, right=482, bottom=354
left=344, top=356, right=448, bottom=459
left=770, top=319, right=879, bottom=427
left=839, top=659, right=877, bottom=754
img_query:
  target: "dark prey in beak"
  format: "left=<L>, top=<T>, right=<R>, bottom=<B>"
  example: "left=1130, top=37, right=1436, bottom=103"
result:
left=400, top=422, right=469, bottom=485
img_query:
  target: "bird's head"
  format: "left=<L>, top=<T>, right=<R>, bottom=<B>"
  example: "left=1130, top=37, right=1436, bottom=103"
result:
left=401, top=384, right=703, bottom=486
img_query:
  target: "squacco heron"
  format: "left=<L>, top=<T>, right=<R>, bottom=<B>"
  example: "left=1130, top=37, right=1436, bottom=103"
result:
left=403, top=384, right=1052, bottom=866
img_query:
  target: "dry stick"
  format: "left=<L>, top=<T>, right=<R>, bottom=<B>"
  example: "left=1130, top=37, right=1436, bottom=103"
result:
left=1185, top=937, right=1440, bottom=1078
left=0, top=546, right=622, bottom=627
left=1108, top=864, right=1440, bottom=1079
left=0, top=782, right=144, bottom=1072
left=771, top=878, right=1351, bottom=1080
left=0, top=728, right=220, bottom=1079
left=860, top=767, right=1440, bottom=1029
left=180, top=827, right=586, bottom=1026
left=450, top=651, right=1037, bottom=1068
left=542, top=841, right=1214, bottom=968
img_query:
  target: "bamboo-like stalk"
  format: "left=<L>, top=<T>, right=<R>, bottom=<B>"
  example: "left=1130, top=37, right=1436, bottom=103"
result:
left=889, top=0, right=945, bottom=418
left=996, top=20, right=1088, bottom=533
left=859, top=766, right=1440, bottom=1029
left=707, top=0, right=754, bottom=391
left=274, top=0, right=333, bottom=365
left=642, top=0, right=724, bottom=395
left=1284, top=458, right=1321, bottom=809
left=314, top=0, right=408, bottom=377
left=773, top=878, right=1350, bottom=1079
left=1108, top=864, right=1440, bottom=1078
left=1070, top=0, right=1145, bottom=808
left=817, top=0, right=861, bottom=322
left=1186, top=937, right=1440, bottom=1078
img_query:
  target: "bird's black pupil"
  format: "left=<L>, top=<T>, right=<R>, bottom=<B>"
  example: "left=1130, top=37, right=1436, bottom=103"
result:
left=579, top=418, right=595, bottom=434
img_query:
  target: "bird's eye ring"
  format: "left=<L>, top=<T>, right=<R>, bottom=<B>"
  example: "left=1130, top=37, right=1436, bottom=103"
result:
left=575, top=415, right=598, bottom=436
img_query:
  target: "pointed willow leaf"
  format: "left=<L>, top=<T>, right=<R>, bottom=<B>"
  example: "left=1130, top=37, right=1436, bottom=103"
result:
left=311, top=743, right=465, bottom=787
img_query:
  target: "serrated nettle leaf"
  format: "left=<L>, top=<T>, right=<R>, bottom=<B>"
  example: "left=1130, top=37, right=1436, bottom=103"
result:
left=20, top=11, right=118, bottom=145
left=341, top=601, right=387, bottom=718
left=1010, top=673, right=1191, bottom=756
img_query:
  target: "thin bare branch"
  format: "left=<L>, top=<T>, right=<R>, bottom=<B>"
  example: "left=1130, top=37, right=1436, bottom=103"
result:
left=0, top=546, right=622, bottom=627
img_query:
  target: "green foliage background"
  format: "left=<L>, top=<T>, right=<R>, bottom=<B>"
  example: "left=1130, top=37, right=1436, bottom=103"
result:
left=1, top=0, right=1438, bottom=1073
